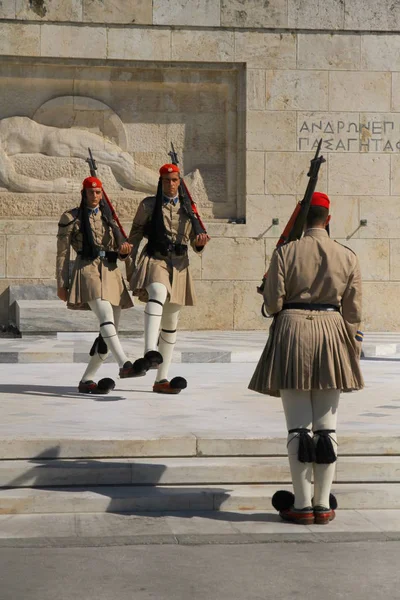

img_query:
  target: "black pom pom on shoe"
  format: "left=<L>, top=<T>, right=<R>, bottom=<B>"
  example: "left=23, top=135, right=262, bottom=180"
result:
left=97, top=378, right=116, bottom=394
left=170, top=376, right=187, bottom=390
left=272, top=490, right=295, bottom=512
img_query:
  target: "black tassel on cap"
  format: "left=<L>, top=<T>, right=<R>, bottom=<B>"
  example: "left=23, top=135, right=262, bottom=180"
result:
left=288, top=428, right=316, bottom=463
left=314, top=429, right=337, bottom=464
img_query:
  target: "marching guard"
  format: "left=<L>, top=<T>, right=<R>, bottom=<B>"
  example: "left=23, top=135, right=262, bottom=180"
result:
left=127, top=162, right=209, bottom=394
left=56, top=176, right=142, bottom=394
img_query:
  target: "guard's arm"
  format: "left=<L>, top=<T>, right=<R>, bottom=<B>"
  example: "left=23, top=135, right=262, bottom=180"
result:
left=263, top=248, right=286, bottom=315
left=126, top=199, right=152, bottom=280
left=342, top=257, right=363, bottom=355
left=56, top=212, right=75, bottom=296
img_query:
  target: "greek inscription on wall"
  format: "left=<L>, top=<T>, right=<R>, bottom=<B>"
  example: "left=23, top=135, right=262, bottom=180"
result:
left=297, top=113, right=400, bottom=152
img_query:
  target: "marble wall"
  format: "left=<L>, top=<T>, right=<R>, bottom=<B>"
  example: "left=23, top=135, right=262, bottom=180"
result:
left=1, top=1, right=400, bottom=331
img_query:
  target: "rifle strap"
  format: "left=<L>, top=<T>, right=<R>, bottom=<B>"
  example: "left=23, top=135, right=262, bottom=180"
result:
left=190, top=200, right=207, bottom=233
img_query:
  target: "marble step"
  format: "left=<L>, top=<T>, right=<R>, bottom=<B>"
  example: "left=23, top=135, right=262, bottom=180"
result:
left=0, top=483, right=399, bottom=514
left=15, top=300, right=144, bottom=335
left=1, top=456, right=400, bottom=489
left=1, top=435, right=400, bottom=460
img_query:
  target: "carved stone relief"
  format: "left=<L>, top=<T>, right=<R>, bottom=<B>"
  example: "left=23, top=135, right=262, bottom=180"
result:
left=0, top=63, right=242, bottom=220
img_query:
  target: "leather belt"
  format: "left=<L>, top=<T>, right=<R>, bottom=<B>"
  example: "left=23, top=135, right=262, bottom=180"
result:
left=154, top=242, right=188, bottom=256
left=77, top=250, right=118, bottom=263
left=282, top=303, right=340, bottom=312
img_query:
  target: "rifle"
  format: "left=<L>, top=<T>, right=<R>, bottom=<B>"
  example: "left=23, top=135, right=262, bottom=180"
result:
left=86, top=147, right=128, bottom=241
left=257, top=139, right=326, bottom=296
left=167, top=143, right=208, bottom=237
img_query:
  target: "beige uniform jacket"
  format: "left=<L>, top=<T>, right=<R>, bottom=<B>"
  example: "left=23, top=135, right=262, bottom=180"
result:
left=127, top=196, right=205, bottom=305
left=249, top=228, right=364, bottom=396
left=56, top=207, right=133, bottom=311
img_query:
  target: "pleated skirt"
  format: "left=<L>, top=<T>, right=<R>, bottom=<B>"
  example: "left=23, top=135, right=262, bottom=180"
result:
left=248, top=309, right=364, bottom=397
left=130, top=250, right=197, bottom=306
left=67, top=257, right=134, bottom=311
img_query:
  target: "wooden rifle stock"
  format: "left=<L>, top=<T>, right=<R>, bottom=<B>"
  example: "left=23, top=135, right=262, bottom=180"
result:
left=86, top=148, right=128, bottom=241
left=257, top=139, right=326, bottom=296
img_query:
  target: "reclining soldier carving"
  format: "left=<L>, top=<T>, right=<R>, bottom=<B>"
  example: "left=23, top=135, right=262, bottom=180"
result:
left=0, top=116, right=159, bottom=194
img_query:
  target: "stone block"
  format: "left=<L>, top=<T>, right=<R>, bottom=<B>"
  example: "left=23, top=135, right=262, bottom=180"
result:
left=0, top=23, right=40, bottom=56
left=328, top=196, right=360, bottom=240
left=247, top=111, right=296, bottom=152
left=336, top=239, right=389, bottom=281
left=362, top=282, right=400, bottom=330
left=202, top=238, right=265, bottom=281
left=361, top=35, right=400, bottom=71
left=179, top=281, right=234, bottom=330
left=233, top=281, right=268, bottom=330
left=336, top=456, right=400, bottom=483
left=153, top=0, right=220, bottom=26
left=0, top=277, right=57, bottom=325
left=344, top=0, right=400, bottom=31
left=247, top=69, right=266, bottom=111
left=246, top=195, right=297, bottom=239
left=329, top=72, right=391, bottom=112
left=246, top=151, right=265, bottom=195
left=266, top=70, right=328, bottom=111
left=390, top=240, right=400, bottom=280
left=298, top=33, right=361, bottom=70
left=297, top=111, right=364, bottom=154
left=171, top=30, right=234, bottom=62
left=221, top=0, right=287, bottom=27
left=0, top=221, right=56, bottom=236
left=288, top=0, right=344, bottom=29
left=40, top=24, right=106, bottom=59
left=390, top=155, right=400, bottom=194
left=108, top=27, right=171, bottom=60
left=235, top=32, right=296, bottom=69
left=358, top=112, right=400, bottom=153
left=0, top=3, right=15, bottom=17
left=16, top=0, right=82, bottom=21
left=83, top=0, right=152, bottom=24
left=8, top=282, right=58, bottom=304
left=6, top=235, right=56, bottom=279
left=328, top=155, right=390, bottom=196
left=125, top=116, right=168, bottom=152
left=360, top=197, right=400, bottom=239
left=15, top=299, right=144, bottom=334
left=0, top=237, right=4, bottom=278
left=390, top=75, right=400, bottom=112
left=0, top=65, right=75, bottom=120
left=265, top=152, right=328, bottom=195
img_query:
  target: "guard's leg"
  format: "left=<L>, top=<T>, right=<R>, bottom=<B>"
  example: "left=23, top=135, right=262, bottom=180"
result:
left=142, top=282, right=167, bottom=369
left=311, top=389, right=340, bottom=524
left=88, top=299, right=129, bottom=368
left=153, top=302, right=186, bottom=394
left=78, top=305, right=124, bottom=393
left=273, top=390, right=314, bottom=524
left=79, top=334, right=109, bottom=392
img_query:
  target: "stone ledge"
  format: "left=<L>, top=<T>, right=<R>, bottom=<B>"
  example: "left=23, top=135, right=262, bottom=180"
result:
left=0, top=483, right=399, bottom=514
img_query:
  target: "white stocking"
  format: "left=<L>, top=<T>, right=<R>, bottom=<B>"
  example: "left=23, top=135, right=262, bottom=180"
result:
left=156, top=302, right=181, bottom=382
left=281, top=390, right=313, bottom=509
left=144, top=282, right=168, bottom=353
left=88, top=299, right=128, bottom=368
left=311, top=389, right=340, bottom=509
left=81, top=306, right=122, bottom=382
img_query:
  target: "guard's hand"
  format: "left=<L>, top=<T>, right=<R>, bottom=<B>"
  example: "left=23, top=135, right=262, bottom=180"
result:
left=119, top=242, right=133, bottom=255
left=195, top=233, right=210, bottom=247
left=57, top=287, right=68, bottom=302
